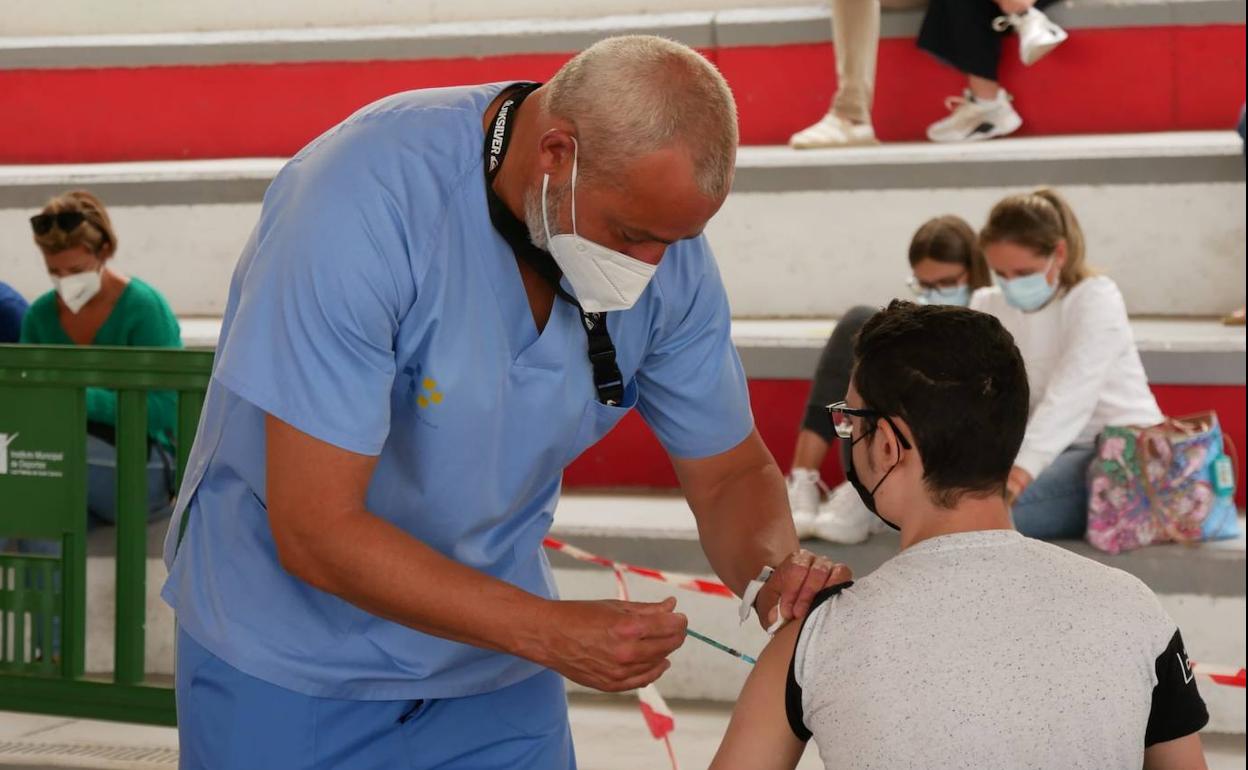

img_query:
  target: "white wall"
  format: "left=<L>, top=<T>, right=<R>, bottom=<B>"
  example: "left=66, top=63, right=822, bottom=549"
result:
left=705, top=182, right=1248, bottom=317
left=3, top=181, right=1242, bottom=318
left=0, top=0, right=801, bottom=36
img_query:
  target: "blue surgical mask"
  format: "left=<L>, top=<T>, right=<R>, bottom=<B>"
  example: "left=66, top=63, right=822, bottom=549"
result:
left=919, top=283, right=971, bottom=307
left=999, top=257, right=1057, bottom=312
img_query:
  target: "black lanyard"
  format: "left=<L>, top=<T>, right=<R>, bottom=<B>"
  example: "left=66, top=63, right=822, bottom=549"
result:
left=483, top=83, right=625, bottom=407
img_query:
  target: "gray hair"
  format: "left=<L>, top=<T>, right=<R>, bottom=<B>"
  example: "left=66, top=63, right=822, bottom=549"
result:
left=545, top=35, right=739, bottom=201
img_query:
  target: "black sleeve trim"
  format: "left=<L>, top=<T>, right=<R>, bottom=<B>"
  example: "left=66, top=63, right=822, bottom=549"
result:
left=785, top=581, right=854, bottom=742
left=1145, top=628, right=1210, bottom=747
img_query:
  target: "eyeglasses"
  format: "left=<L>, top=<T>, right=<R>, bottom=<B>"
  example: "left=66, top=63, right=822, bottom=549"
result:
left=30, top=211, right=87, bottom=236
left=906, top=270, right=967, bottom=295
left=825, top=400, right=913, bottom=449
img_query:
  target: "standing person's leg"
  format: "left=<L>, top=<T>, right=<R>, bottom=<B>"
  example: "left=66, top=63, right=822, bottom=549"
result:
left=406, top=668, right=576, bottom=770
left=921, top=0, right=1024, bottom=142
left=1010, top=444, right=1097, bottom=540
left=919, top=0, right=1005, bottom=92
left=175, top=628, right=419, bottom=770
left=830, top=0, right=880, bottom=126
left=790, top=0, right=882, bottom=148
left=789, top=306, right=876, bottom=540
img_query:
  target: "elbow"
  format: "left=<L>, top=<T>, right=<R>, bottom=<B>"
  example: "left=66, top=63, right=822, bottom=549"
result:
left=268, top=509, right=333, bottom=591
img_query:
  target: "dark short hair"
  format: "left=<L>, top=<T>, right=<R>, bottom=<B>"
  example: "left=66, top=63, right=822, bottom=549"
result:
left=907, top=215, right=991, bottom=291
left=852, top=300, right=1029, bottom=506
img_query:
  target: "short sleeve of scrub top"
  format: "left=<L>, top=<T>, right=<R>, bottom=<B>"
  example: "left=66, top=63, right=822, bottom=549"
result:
left=635, top=236, right=754, bottom=460
left=211, top=143, right=419, bottom=457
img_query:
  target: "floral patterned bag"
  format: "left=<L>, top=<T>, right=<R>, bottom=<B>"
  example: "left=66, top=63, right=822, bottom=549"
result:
left=1086, top=411, right=1241, bottom=554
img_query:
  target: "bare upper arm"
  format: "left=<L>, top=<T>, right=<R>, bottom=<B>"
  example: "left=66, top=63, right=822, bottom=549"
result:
left=671, top=428, right=775, bottom=515
left=709, top=618, right=808, bottom=770
left=1144, top=733, right=1207, bottom=770
left=265, top=413, right=379, bottom=576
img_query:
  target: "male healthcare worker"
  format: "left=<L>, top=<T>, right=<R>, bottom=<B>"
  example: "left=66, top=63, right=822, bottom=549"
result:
left=163, top=35, right=848, bottom=769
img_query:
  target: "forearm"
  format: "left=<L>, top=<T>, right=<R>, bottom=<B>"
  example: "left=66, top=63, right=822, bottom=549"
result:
left=276, top=507, right=551, bottom=663
left=693, top=460, right=798, bottom=595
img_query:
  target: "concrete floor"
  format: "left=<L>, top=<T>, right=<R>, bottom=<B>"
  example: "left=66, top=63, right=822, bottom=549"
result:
left=1, top=698, right=1244, bottom=770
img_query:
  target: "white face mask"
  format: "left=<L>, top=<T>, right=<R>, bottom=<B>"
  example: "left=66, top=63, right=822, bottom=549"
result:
left=53, top=269, right=102, bottom=314
left=541, top=140, right=657, bottom=313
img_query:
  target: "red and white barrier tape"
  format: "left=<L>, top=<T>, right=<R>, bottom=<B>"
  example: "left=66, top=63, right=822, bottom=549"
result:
left=544, top=536, right=1246, bottom=688
left=1190, top=664, right=1247, bottom=689
left=609, top=564, right=681, bottom=770
left=543, top=536, right=733, bottom=598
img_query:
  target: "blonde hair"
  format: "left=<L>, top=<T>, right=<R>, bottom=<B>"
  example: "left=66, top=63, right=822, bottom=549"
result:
left=908, top=215, right=992, bottom=291
left=33, top=190, right=117, bottom=258
left=980, top=187, right=1092, bottom=288
left=545, top=35, right=738, bottom=201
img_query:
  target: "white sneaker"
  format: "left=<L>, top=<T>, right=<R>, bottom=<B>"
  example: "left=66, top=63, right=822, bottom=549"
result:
left=789, top=113, right=879, bottom=149
left=994, top=7, right=1068, bottom=66
left=926, top=89, right=1023, bottom=143
left=813, top=481, right=873, bottom=544
left=786, top=468, right=826, bottom=539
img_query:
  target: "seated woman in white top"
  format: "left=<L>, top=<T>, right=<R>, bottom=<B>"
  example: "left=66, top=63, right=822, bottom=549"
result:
left=972, top=187, right=1163, bottom=539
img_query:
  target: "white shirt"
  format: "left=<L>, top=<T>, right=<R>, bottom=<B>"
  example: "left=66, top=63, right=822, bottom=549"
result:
left=788, top=530, right=1208, bottom=770
left=971, top=276, right=1162, bottom=479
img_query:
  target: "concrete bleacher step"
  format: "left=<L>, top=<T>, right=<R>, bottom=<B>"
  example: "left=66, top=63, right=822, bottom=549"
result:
left=0, top=0, right=1243, bottom=161
left=165, top=314, right=1247, bottom=501
left=172, top=314, right=1246, bottom=384
left=2, top=132, right=1244, bottom=318
left=80, top=492, right=1246, bottom=734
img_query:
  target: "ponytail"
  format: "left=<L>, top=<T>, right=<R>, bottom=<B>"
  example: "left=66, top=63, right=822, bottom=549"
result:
left=980, top=187, right=1094, bottom=288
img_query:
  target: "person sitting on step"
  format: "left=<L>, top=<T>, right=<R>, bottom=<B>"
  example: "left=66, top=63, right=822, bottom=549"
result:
left=787, top=215, right=991, bottom=543
left=17, top=190, right=183, bottom=553
left=713, top=300, right=1209, bottom=770
left=972, top=187, right=1162, bottom=540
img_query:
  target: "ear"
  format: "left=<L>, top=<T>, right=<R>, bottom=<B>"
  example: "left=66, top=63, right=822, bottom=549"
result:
left=871, top=418, right=904, bottom=468
left=536, top=127, right=577, bottom=180
left=1051, top=239, right=1068, bottom=273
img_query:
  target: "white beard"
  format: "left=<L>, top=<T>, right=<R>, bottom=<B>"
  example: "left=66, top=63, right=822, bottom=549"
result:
left=523, top=178, right=567, bottom=252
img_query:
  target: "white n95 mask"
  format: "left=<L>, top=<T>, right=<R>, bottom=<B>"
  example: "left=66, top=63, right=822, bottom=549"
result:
left=53, top=269, right=102, bottom=314
left=542, top=140, right=657, bottom=313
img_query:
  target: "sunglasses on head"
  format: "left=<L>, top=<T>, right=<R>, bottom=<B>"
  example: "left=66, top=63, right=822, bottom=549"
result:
left=30, top=211, right=87, bottom=236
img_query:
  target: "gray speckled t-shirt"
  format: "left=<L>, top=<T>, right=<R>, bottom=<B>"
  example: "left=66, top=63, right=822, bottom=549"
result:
left=789, top=530, right=1207, bottom=769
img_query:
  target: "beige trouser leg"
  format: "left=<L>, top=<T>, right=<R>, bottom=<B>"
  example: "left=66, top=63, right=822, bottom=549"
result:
left=829, top=0, right=928, bottom=124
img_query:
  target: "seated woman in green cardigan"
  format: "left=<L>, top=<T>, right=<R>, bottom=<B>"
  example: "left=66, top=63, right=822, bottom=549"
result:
left=21, top=190, right=183, bottom=542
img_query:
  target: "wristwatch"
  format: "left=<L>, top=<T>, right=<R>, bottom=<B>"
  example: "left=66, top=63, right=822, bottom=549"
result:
left=738, top=565, right=774, bottom=624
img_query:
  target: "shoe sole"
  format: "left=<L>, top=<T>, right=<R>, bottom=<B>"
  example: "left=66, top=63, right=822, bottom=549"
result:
left=928, top=111, right=1023, bottom=143
left=1021, top=33, right=1067, bottom=66
left=790, top=135, right=881, bottom=150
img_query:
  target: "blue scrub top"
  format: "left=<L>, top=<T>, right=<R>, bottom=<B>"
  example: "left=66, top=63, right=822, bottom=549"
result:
left=162, top=83, right=753, bottom=701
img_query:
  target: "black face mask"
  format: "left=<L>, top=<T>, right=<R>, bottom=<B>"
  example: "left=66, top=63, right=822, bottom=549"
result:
left=842, top=427, right=902, bottom=532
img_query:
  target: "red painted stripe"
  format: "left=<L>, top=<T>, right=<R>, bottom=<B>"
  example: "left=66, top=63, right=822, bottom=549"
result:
left=564, top=381, right=1248, bottom=509
left=0, top=25, right=1242, bottom=163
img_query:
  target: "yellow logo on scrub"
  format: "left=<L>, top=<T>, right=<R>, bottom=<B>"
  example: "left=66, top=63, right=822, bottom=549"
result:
left=416, top=378, right=444, bottom=409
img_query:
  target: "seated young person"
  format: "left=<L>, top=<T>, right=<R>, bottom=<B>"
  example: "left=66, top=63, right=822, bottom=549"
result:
left=787, top=214, right=992, bottom=544
left=973, top=187, right=1162, bottom=540
left=712, top=301, right=1209, bottom=770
